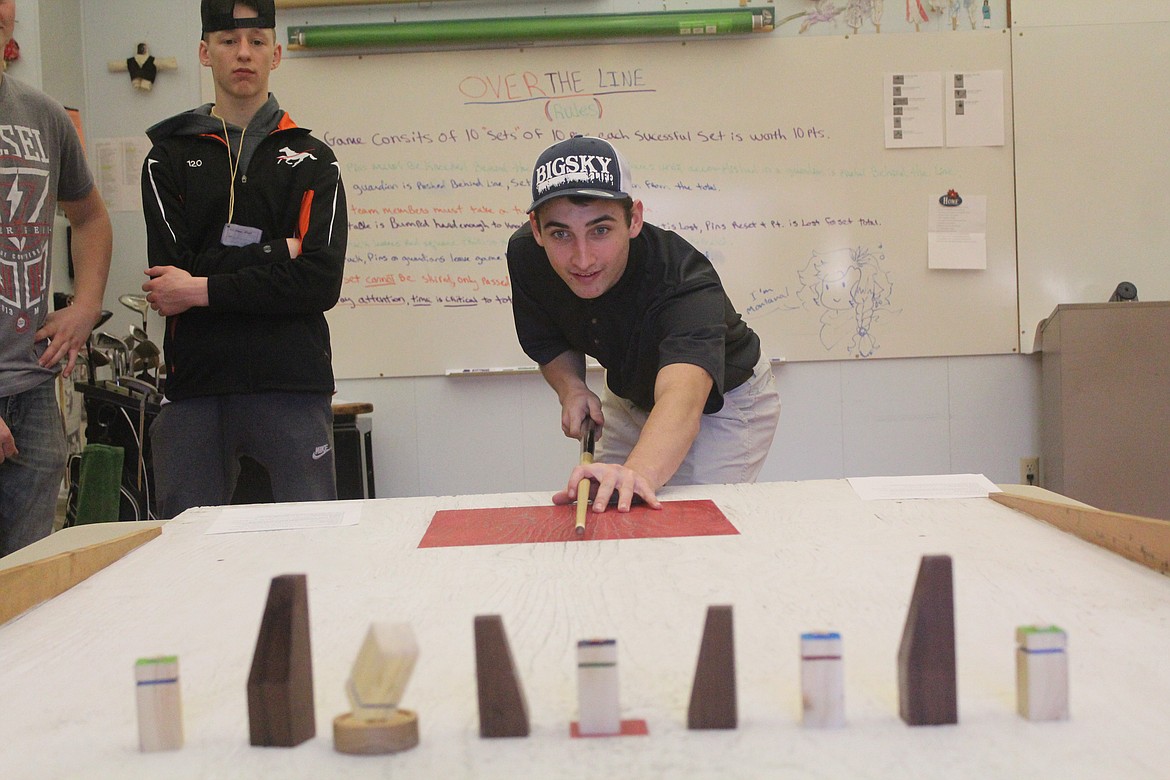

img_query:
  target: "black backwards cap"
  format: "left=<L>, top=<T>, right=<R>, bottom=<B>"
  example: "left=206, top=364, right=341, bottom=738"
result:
left=528, top=136, right=633, bottom=213
left=201, top=0, right=276, bottom=34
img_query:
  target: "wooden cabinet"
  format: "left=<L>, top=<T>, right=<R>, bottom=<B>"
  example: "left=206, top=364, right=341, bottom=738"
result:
left=1038, top=302, right=1170, bottom=520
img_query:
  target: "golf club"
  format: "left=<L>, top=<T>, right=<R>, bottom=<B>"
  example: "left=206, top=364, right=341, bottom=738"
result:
left=119, top=293, right=150, bottom=335
left=95, top=331, right=129, bottom=379
left=131, top=340, right=161, bottom=388
left=86, top=310, right=114, bottom=385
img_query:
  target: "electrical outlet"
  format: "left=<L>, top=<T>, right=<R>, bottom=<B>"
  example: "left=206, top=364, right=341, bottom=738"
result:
left=1019, top=457, right=1039, bottom=485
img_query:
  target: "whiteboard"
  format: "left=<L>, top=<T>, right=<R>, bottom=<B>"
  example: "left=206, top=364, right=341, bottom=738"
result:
left=1013, top=6, right=1170, bottom=349
left=275, top=31, right=1018, bottom=378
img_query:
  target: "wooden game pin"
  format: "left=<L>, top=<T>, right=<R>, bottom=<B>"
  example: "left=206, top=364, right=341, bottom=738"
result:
left=574, top=639, right=621, bottom=736
left=474, top=615, right=530, bottom=738
left=570, top=638, right=649, bottom=738
left=800, top=632, right=845, bottom=728
left=135, top=655, right=183, bottom=751
left=1016, top=625, right=1069, bottom=721
left=247, top=574, right=316, bottom=747
left=896, top=555, right=958, bottom=726
left=687, top=605, right=737, bottom=730
left=333, top=623, right=420, bottom=754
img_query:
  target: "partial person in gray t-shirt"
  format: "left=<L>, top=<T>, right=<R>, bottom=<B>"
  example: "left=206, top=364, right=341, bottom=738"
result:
left=0, top=0, right=113, bottom=556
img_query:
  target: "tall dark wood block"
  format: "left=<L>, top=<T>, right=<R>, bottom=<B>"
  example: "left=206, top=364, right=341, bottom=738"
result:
left=247, top=574, right=316, bottom=747
left=897, top=556, right=957, bottom=726
left=474, top=615, right=529, bottom=738
left=687, top=605, right=737, bottom=730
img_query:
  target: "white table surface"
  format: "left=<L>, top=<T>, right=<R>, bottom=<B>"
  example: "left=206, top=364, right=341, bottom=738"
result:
left=1, top=479, right=1167, bottom=779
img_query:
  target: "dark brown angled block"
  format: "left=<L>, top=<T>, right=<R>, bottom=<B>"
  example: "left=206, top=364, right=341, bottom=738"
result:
left=687, top=605, right=737, bottom=729
left=474, top=615, right=530, bottom=738
left=247, top=574, right=316, bottom=747
left=897, top=555, right=957, bottom=726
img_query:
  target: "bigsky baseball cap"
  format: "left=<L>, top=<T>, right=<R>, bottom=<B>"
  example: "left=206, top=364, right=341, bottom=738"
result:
left=528, top=136, right=633, bottom=213
left=202, top=0, right=276, bottom=34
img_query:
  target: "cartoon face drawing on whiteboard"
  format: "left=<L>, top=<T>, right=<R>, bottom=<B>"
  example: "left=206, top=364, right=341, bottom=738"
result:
left=818, top=264, right=862, bottom=312
left=797, top=245, right=895, bottom=358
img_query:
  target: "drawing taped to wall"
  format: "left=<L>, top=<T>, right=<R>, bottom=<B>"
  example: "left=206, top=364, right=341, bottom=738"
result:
left=774, top=0, right=1001, bottom=35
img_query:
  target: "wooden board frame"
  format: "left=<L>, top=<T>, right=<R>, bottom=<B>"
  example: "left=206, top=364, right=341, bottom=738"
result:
left=0, top=526, right=161, bottom=626
left=990, top=492, right=1170, bottom=575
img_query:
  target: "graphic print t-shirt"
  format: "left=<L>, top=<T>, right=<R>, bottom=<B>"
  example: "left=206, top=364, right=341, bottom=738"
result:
left=0, top=76, right=93, bottom=394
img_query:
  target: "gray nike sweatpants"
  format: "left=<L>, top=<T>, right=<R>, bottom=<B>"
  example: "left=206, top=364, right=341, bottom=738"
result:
left=150, top=392, right=335, bottom=519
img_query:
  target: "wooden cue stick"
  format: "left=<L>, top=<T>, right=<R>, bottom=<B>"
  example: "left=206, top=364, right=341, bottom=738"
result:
left=575, top=449, right=593, bottom=535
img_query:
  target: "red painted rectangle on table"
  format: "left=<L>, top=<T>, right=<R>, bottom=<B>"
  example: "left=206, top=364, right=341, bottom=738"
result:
left=570, top=719, right=650, bottom=738
left=418, top=499, right=737, bottom=548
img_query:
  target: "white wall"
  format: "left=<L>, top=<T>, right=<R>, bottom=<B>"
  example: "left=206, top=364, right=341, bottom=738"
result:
left=359, top=353, right=1042, bottom=496
left=34, top=0, right=81, bottom=108
left=4, top=0, right=41, bottom=88
left=48, top=0, right=1041, bottom=498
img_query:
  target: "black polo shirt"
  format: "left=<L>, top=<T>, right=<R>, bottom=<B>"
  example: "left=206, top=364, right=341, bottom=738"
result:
left=507, top=221, right=761, bottom=414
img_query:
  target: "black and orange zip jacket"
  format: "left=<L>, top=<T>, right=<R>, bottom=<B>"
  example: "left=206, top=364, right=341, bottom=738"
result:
left=141, top=95, right=347, bottom=401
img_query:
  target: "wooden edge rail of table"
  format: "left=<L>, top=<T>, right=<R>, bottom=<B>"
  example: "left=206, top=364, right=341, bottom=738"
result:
left=989, top=491, right=1170, bottom=576
left=0, top=523, right=163, bottom=626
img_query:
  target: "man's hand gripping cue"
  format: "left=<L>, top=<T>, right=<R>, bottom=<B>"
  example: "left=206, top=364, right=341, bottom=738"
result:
left=552, top=410, right=663, bottom=514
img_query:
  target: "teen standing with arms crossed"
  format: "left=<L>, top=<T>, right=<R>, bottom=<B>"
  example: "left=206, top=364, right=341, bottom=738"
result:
left=141, top=0, right=347, bottom=517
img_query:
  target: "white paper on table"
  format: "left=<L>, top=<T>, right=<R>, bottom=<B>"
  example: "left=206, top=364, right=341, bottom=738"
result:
left=205, top=502, right=361, bottom=534
left=847, top=474, right=1001, bottom=501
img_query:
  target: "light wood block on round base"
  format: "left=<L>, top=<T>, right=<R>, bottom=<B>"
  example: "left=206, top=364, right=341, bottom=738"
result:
left=333, top=710, right=419, bottom=755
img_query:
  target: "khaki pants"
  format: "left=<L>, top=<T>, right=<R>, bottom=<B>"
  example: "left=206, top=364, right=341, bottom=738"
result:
left=595, top=353, right=781, bottom=486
